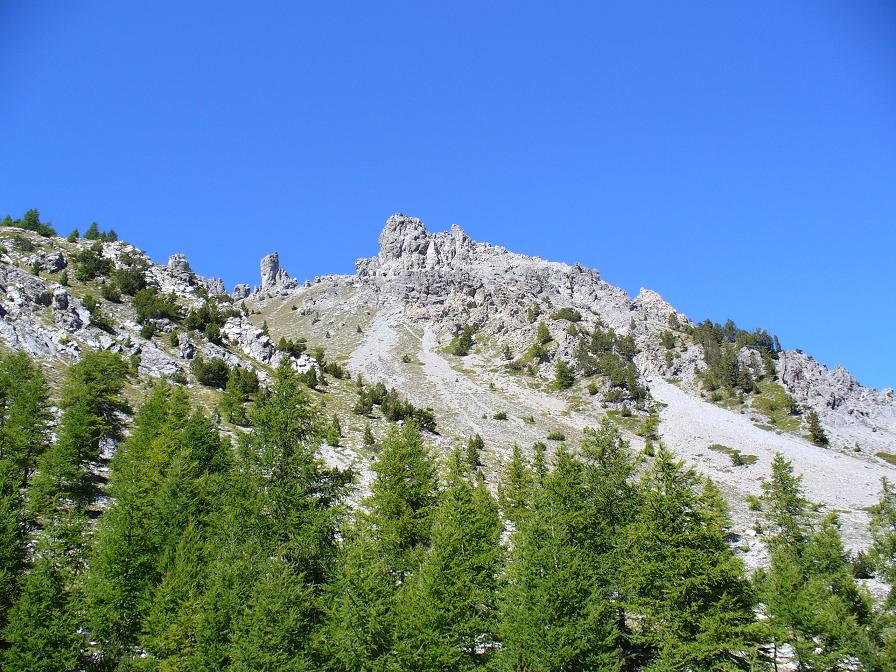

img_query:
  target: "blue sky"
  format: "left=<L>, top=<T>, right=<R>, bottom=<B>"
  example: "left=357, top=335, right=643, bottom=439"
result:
left=1, top=2, right=894, bottom=388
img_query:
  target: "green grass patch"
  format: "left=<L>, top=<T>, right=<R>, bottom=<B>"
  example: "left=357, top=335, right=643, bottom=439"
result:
left=752, top=381, right=800, bottom=433
left=606, top=409, right=641, bottom=434
left=708, top=443, right=759, bottom=467
left=876, top=451, right=896, bottom=466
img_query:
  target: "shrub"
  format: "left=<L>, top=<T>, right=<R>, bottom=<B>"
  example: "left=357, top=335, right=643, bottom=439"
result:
left=546, top=430, right=565, bottom=441
left=133, top=287, right=181, bottom=324
left=100, top=281, right=121, bottom=303
left=553, top=359, right=575, bottom=389
left=75, top=242, right=113, bottom=281
left=493, top=411, right=508, bottom=421
left=449, top=325, right=475, bottom=356
left=191, top=357, right=230, bottom=389
left=550, top=307, right=582, bottom=322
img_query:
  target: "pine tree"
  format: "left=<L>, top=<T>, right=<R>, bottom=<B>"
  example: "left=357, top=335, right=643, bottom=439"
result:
left=84, top=221, right=100, bottom=240
left=620, top=445, right=760, bottom=670
left=466, top=433, right=484, bottom=471
left=553, top=358, right=575, bottom=389
left=85, top=383, right=193, bottom=662
left=2, top=512, right=86, bottom=672
left=806, top=409, right=829, bottom=446
left=30, top=351, right=131, bottom=512
left=0, top=459, right=26, bottom=632
left=761, top=514, right=879, bottom=670
left=0, top=353, right=52, bottom=488
left=536, top=321, right=551, bottom=345
left=498, top=443, right=533, bottom=526
left=363, top=422, right=375, bottom=448
left=365, top=421, right=439, bottom=577
left=321, top=524, right=397, bottom=672
left=761, top=452, right=810, bottom=548
left=226, top=558, right=313, bottom=672
left=394, top=449, right=504, bottom=671
left=870, top=478, right=896, bottom=602
left=141, top=522, right=208, bottom=669
left=499, top=448, right=623, bottom=671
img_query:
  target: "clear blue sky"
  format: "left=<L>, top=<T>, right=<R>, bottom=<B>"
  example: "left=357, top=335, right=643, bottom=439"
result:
left=1, top=2, right=894, bottom=388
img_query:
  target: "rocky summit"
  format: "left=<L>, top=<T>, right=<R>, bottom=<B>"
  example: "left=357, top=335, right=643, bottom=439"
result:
left=1, top=214, right=894, bottom=560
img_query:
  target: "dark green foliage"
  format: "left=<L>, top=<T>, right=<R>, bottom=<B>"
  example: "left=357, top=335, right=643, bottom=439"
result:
left=81, top=293, right=115, bottom=333
left=535, top=320, right=551, bottom=345
left=133, top=286, right=181, bottom=324
left=806, top=409, right=829, bottom=446
left=466, top=433, right=484, bottom=470
left=74, top=241, right=113, bottom=281
left=660, top=330, right=676, bottom=349
left=621, top=446, right=760, bottom=670
left=276, top=335, right=307, bottom=356
left=0, top=460, right=26, bottom=632
left=83, top=222, right=116, bottom=242
left=758, top=455, right=881, bottom=669
left=31, top=351, right=130, bottom=511
left=693, top=318, right=780, bottom=394
left=574, top=322, right=645, bottom=401
left=0, top=353, right=53, bottom=488
left=493, top=411, right=508, bottom=420
left=550, top=306, right=582, bottom=322
left=66, top=229, right=79, bottom=242
left=219, top=367, right=258, bottom=424
left=112, top=264, right=147, bottom=295
left=99, top=279, right=121, bottom=302
left=184, top=299, right=238, bottom=344
left=499, top=443, right=624, bottom=671
left=59, top=269, right=69, bottom=286
left=2, top=538, right=82, bottom=671
left=191, top=356, right=231, bottom=389
left=553, top=358, right=575, bottom=389
left=367, top=422, right=439, bottom=576
left=354, top=381, right=437, bottom=432
left=449, top=325, right=475, bottom=356
left=393, top=451, right=503, bottom=670
left=869, top=479, right=896, bottom=602
left=1, top=208, right=56, bottom=237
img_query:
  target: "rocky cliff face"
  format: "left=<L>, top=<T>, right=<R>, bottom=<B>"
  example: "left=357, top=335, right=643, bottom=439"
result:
left=1, top=214, right=893, bottom=458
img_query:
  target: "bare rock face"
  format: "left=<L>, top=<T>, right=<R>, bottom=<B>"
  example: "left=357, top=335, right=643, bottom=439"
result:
left=205, top=277, right=227, bottom=296
left=232, top=283, right=250, bottom=300
left=167, top=253, right=193, bottom=278
left=260, top=252, right=296, bottom=291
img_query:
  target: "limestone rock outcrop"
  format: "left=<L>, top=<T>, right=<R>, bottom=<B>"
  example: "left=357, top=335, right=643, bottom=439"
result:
left=260, top=252, right=295, bottom=291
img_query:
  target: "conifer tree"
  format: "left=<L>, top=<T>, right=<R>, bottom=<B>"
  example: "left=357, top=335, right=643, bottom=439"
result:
left=85, top=383, right=192, bottom=662
left=498, top=443, right=533, bottom=526
left=620, top=445, right=759, bottom=670
left=141, top=522, right=209, bottom=669
left=762, top=514, right=879, bottom=669
left=0, top=459, right=26, bottom=633
left=761, top=452, right=810, bottom=548
left=321, top=524, right=397, bottom=672
left=394, top=449, right=503, bottom=671
left=0, top=353, right=53, bottom=488
left=2, top=511, right=87, bottom=672
left=499, top=448, right=623, bottom=671
left=466, top=433, right=484, bottom=471
left=365, top=421, right=439, bottom=577
left=806, top=409, right=829, bottom=446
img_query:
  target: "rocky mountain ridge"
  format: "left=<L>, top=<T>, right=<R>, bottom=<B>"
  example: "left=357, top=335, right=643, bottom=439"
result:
left=1, top=214, right=894, bottom=558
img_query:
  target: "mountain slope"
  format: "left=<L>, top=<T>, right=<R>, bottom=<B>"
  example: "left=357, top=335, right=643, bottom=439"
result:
left=1, top=214, right=893, bottom=558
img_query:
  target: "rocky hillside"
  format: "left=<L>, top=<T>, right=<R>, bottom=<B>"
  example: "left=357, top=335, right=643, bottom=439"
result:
left=1, top=214, right=894, bottom=558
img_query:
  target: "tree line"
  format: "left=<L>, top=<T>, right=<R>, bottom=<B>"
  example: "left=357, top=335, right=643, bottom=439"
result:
left=1, top=350, right=895, bottom=670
